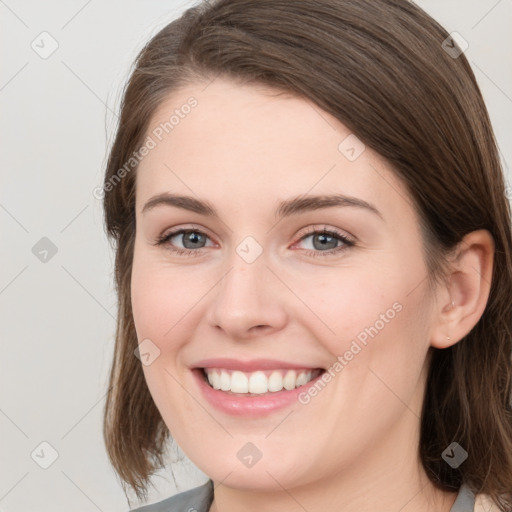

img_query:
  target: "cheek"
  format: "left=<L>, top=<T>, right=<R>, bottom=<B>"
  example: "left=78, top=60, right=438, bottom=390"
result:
left=292, top=272, right=431, bottom=451
left=130, top=253, right=202, bottom=428
left=293, top=260, right=432, bottom=384
left=342, top=282, right=432, bottom=421
left=284, top=266, right=404, bottom=347
left=130, top=249, right=202, bottom=344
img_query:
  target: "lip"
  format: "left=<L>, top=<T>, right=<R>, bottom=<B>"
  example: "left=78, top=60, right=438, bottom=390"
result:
left=191, top=361, right=325, bottom=417
left=194, top=358, right=322, bottom=372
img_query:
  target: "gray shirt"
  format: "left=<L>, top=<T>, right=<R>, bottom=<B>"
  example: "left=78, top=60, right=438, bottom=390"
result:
left=130, top=480, right=476, bottom=512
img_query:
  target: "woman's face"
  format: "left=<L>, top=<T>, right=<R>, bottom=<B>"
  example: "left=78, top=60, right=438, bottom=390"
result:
left=131, top=77, right=440, bottom=491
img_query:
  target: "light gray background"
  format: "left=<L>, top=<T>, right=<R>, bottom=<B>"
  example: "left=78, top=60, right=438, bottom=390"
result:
left=1, top=1, right=511, bottom=511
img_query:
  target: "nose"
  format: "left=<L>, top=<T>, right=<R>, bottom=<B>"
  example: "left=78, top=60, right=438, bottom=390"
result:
left=207, top=255, right=288, bottom=341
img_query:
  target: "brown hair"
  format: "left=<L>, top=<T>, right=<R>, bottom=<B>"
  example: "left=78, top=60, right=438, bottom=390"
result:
left=102, top=0, right=512, bottom=508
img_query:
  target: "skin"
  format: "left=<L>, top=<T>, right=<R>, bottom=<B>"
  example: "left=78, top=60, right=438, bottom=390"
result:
left=131, top=77, right=494, bottom=512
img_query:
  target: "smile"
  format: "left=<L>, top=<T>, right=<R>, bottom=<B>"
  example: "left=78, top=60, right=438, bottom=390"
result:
left=202, top=368, right=323, bottom=395
left=192, top=358, right=327, bottom=416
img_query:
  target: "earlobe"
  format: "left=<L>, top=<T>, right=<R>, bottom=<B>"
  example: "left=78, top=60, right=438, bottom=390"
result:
left=430, top=229, right=494, bottom=350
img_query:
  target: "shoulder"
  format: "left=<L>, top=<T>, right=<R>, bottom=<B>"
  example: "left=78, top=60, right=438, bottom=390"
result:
left=129, top=480, right=214, bottom=512
left=474, top=492, right=503, bottom=512
left=450, top=483, right=509, bottom=512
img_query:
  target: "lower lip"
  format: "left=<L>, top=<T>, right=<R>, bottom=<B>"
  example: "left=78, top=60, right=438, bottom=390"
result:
left=192, top=369, right=324, bottom=417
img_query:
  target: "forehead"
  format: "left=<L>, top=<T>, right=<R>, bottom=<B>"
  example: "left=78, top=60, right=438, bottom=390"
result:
left=136, top=78, right=415, bottom=225
left=147, top=78, right=343, bottom=163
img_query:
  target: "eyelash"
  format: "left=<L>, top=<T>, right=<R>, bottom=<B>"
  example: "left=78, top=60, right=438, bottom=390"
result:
left=154, top=225, right=355, bottom=258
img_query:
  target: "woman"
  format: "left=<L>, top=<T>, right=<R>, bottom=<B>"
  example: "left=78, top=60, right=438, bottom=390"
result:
left=101, top=0, right=512, bottom=510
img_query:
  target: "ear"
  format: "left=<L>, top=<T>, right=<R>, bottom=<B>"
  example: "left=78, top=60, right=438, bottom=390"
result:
left=430, top=229, right=495, bottom=349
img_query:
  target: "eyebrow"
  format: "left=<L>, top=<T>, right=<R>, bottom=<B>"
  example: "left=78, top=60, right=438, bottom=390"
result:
left=141, top=192, right=383, bottom=221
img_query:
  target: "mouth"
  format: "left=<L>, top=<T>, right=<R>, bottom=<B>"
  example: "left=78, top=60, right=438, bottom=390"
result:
left=199, top=367, right=324, bottom=396
left=191, top=358, right=328, bottom=416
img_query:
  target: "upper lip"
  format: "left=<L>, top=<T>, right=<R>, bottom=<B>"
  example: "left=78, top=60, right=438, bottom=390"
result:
left=193, top=358, right=324, bottom=372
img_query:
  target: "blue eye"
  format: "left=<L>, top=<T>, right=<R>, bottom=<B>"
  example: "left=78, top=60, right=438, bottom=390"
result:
left=155, top=226, right=355, bottom=258
left=155, top=229, right=214, bottom=256
left=294, top=228, right=355, bottom=258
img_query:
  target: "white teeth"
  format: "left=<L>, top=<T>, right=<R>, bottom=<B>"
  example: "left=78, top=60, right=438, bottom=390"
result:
left=267, top=371, right=283, bottom=392
left=204, top=368, right=317, bottom=394
left=220, top=371, right=230, bottom=391
left=230, top=371, right=249, bottom=393
left=283, top=370, right=296, bottom=390
left=295, top=371, right=308, bottom=387
left=248, top=371, right=267, bottom=394
left=208, top=370, right=221, bottom=390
